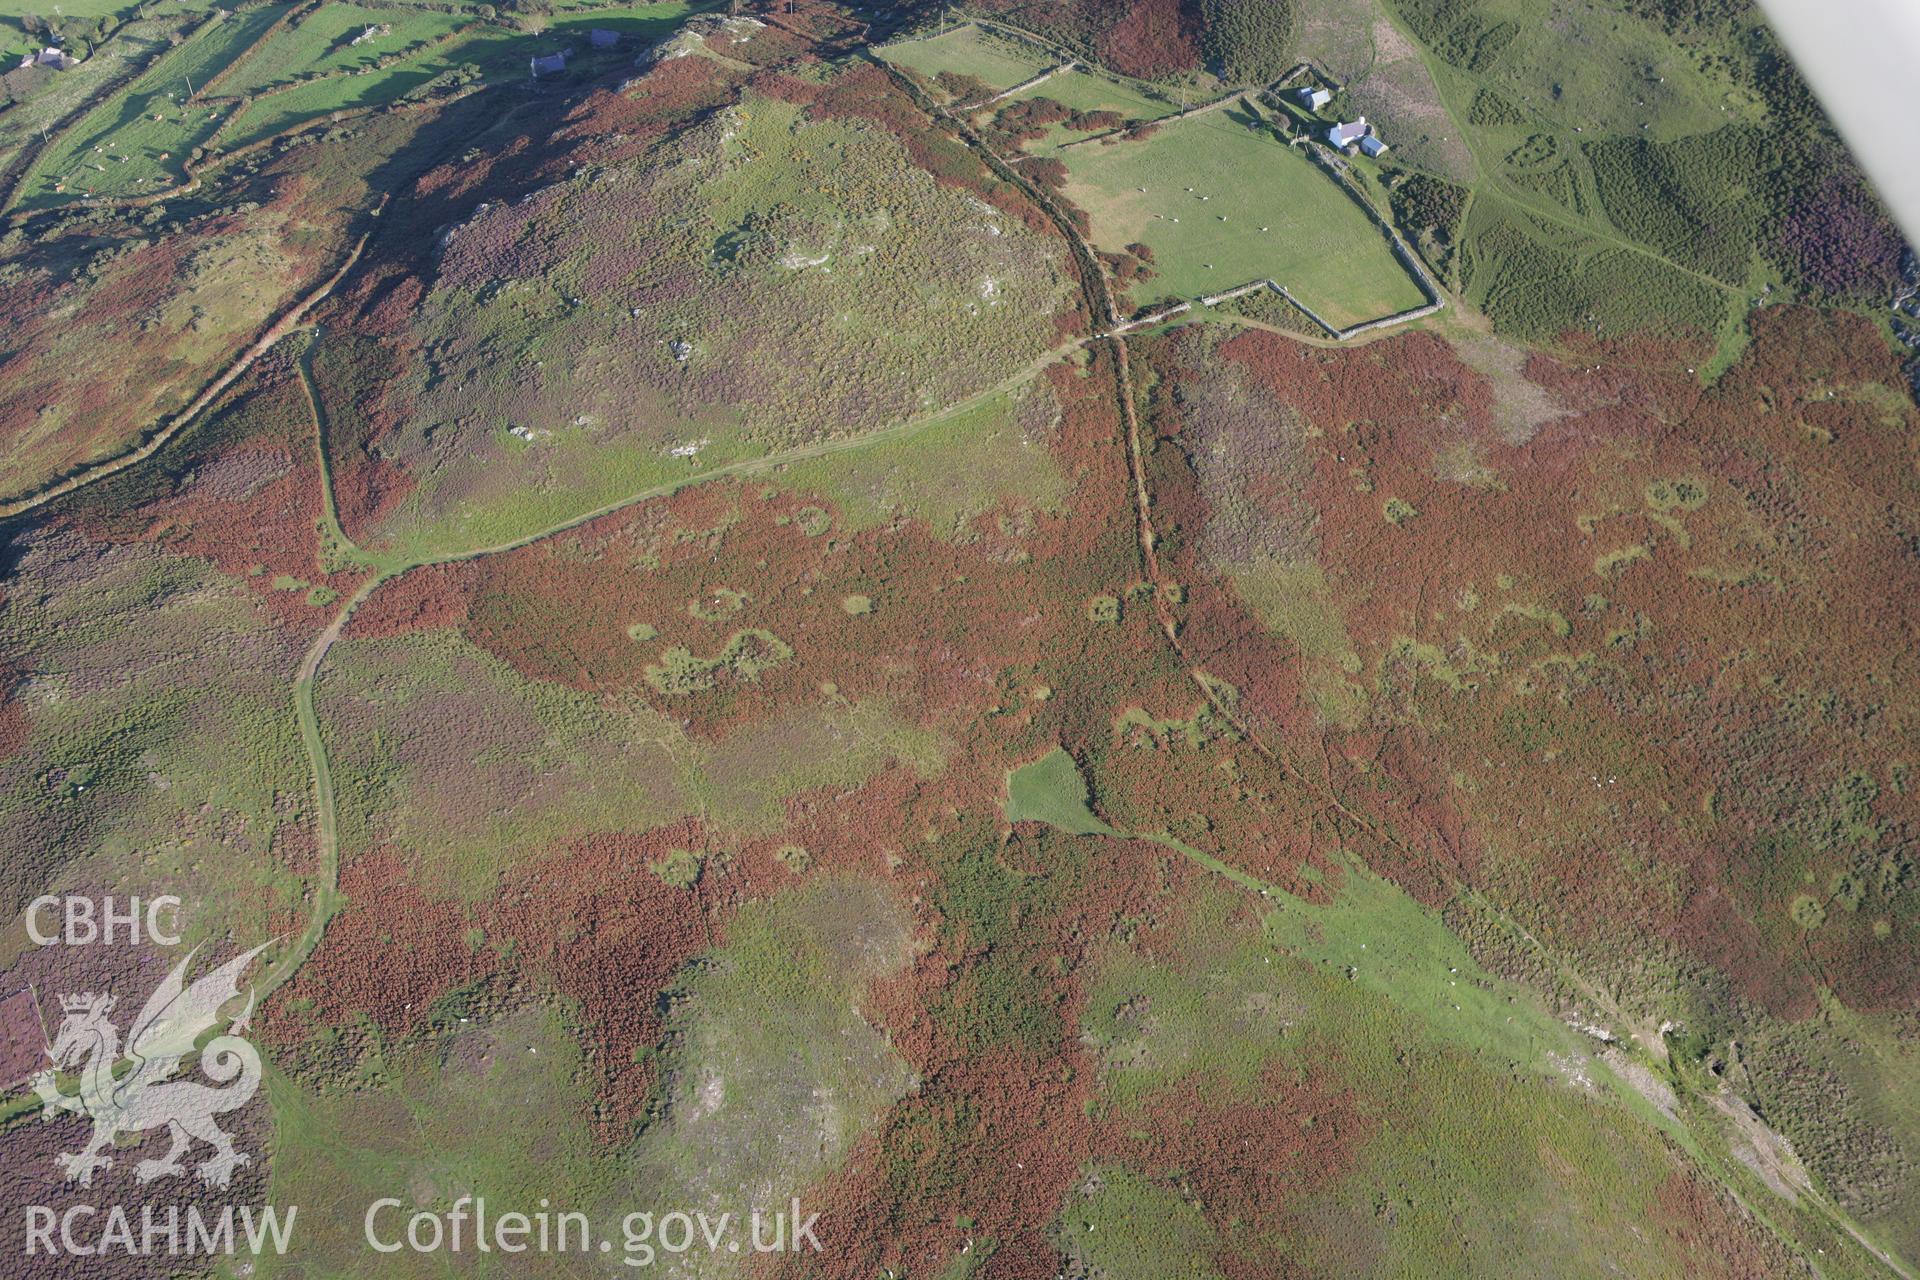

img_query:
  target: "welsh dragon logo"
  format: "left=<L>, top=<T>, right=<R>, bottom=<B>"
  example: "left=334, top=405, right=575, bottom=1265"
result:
left=32, top=942, right=271, bottom=1188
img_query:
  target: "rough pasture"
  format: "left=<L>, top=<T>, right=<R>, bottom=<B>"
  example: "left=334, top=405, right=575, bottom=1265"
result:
left=1045, top=102, right=1429, bottom=321
left=319, top=76, right=1074, bottom=556
left=1141, top=308, right=1920, bottom=1258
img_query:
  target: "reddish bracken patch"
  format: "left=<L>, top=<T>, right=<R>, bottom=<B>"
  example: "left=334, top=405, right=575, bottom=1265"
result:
left=0, top=667, right=27, bottom=763
left=266, top=822, right=730, bottom=1137
left=1115, top=1064, right=1364, bottom=1279
left=263, top=845, right=489, bottom=1042
left=1141, top=307, right=1920, bottom=1018
left=44, top=357, right=368, bottom=631
left=352, top=560, right=480, bottom=638
left=1097, top=0, right=1204, bottom=78
left=1648, top=1168, right=1800, bottom=1277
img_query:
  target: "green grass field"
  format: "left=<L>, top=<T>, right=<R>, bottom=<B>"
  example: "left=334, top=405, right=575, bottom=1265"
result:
left=771, top=382, right=1070, bottom=542
left=996, top=66, right=1177, bottom=132
left=1054, top=102, right=1429, bottom=322
left=221, top=2, right=695, bottom=151
left=0, top=0, right=156, bottom=55
left=17, top=3, right=291, bottom=205
left=12, top=1, right=700, bottom=203
left=877, top=23, right=1054, bottom=99
left=215, top=3, right=471, bottom=98
left=1006, top=746, right=1115, bottom=835
left=0, top=13, right=192, bottom=204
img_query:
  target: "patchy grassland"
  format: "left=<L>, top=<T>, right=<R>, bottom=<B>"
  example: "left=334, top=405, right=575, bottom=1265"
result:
left=768, top=379, right=1070, bottom=541
left=321, top=623, right=942, bottom=893
left=1363, top=0, right=1900, bottom=350
left=1456, top=190, right=1729, bottom=341
left=259, top=877, right=912, bottom=1278
left=257, top=1005, right=608, bottom=1278
left=0, top=204, right=330, bottom=494
left=0, top=530, right=314, bottom=950
left=1, top=6, right=1914, bottom=1277
left=876, top=22, right=1055, bottom=99
left=318, top=628, right=691, bottom=895
left=1140, top=309, right=1920, bottom=1271
left=1052, top=102, right=1428, bottom=321
left=1066, top=853, right=1793, bottom=1277
left=336, top=84, right=1072, bottom=557
left=1405, top=0, right=1760, bottom=144
left=628, top=876, right=916, bottom=1240
left=1015, top=751, right=1617, bottom=1100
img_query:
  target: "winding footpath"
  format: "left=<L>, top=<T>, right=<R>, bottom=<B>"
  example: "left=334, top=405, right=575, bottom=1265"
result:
left=2, top=31, right=1909, bottom=1276
left=0, top=201, right=387, bottom=521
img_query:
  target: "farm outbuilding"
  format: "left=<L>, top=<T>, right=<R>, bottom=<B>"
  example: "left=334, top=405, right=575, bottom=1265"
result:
left=590, top=27, right=621, bottom=49
left=17, top=46, right=75, bottom=70
left=1293, top=85, right=1332, bottom=111
left=1325, top=117, right=1369, bottom=148
left=530, top=49, right=570, bottom=77
left=1325, top=117, right=1388, bottom=156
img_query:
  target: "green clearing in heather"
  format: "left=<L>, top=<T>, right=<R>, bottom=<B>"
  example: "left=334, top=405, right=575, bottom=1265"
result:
left=877, top=23, right=1054, bottom=98
left=1054, top=101, right=1427, bottom=322
left=1005, top=746, right=1114, bottom=835
left=1009, top=748, right=1639, bottom=1102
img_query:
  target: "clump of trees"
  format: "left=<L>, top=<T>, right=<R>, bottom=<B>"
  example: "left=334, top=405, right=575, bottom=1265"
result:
left=1385, top=171, right=1469, bottom=283
left=1197, top=0, right=1297, bottom=85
